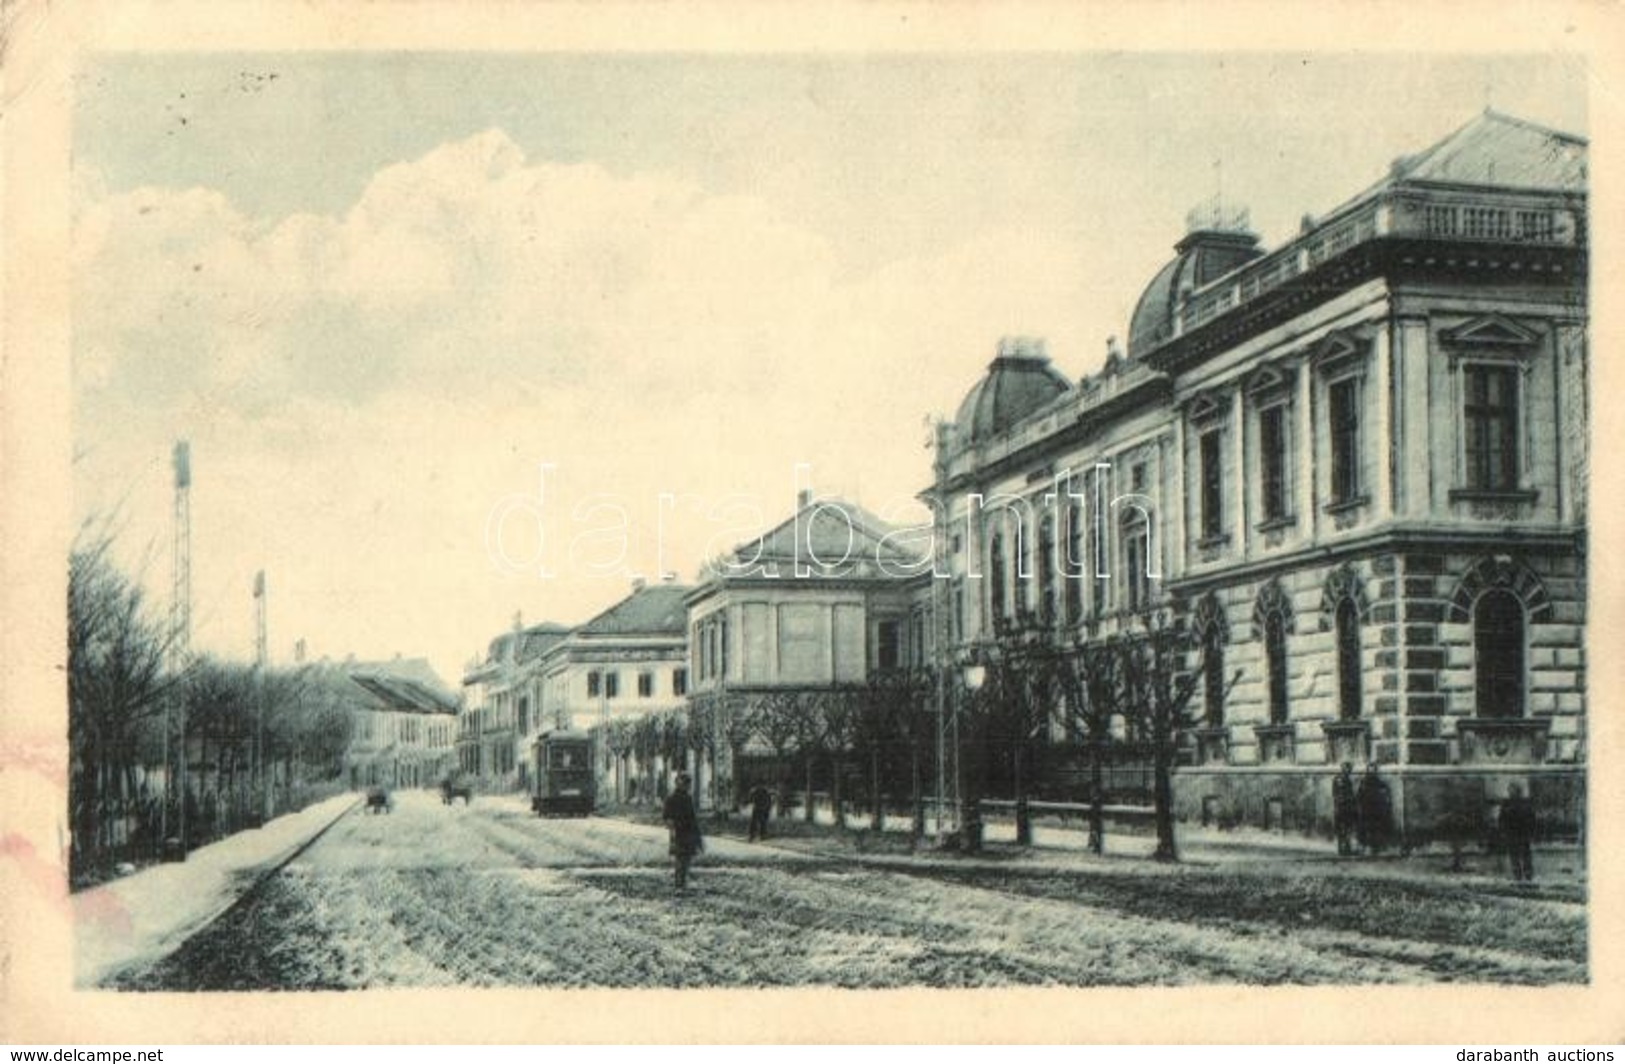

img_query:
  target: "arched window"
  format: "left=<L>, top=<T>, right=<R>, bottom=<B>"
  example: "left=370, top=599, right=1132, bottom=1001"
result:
left=1037, top=519, right=1056, bottom=625
left=1122, top=517, right=1150, bottom=615
left=1474, top=589, right=1525, bottom=718
left=1265, top=612, right=1288, bottom=725
left=1335, top=598, right=1362, bottom=721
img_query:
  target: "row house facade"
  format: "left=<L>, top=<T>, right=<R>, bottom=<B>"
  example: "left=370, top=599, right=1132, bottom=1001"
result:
left=932, top=111, right=1587, bottom=840
left=539, top=579, right=691, bottom=801
left=458, top=584, right=689, bottom=794
left=340, top=658, right=460, bottom=790
left=457, top=620, right=568, bottom=787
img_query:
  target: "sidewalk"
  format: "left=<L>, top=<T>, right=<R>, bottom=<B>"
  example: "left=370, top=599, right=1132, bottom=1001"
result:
left=685, top=804, right=1586, bottom=900
left=73, top=791, right=359, bottom=987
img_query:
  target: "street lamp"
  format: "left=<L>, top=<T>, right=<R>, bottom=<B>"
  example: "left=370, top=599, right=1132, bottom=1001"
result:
left=958, top=659, right=986, bottom=845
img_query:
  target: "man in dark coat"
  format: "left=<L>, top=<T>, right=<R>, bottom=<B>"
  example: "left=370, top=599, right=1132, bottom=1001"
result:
left=748, top=783, right=773, bottom=842
left=1332, top=762, right=1358, bottom=856
left=1499, top=784, right=1537, bottom=882
left=662, top=772, right=703, bottom=891
left=1356, top=762, right=1393, bottom=855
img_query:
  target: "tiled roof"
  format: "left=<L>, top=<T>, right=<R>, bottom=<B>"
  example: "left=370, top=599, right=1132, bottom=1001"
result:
left=1391, top=109, right=1586, bottom=192
left=518, top=623, right=570, bottom=661
left=576, top=583, right=692, bottom=637
left=744, top=496, right=927, bottom=568
left=1327, top=110, right=1587, bottom=224
left=347, top=658, right=460, bottom=715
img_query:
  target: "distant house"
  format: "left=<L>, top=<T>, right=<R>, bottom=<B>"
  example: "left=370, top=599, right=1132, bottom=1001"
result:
left=457, top=619, right=569, bottom=789
left=338, top=657, right=460, bottom=790
left=541, top=579, right=691, bottom=801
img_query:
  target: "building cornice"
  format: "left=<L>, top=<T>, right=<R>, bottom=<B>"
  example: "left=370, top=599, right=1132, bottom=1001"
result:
left=1167, top=524, right=1583, bottom=595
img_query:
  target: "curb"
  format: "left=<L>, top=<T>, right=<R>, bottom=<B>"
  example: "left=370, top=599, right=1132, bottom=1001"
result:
left=88, top=796, right=360, bottom=987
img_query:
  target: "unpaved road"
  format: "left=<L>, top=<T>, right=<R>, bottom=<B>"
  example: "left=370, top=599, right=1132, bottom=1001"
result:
left=113, top=791, right=1586, bottom=989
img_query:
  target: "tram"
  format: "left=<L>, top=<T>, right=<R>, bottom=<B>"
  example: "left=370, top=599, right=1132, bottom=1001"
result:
left=532, top=728, right=595, bottom=817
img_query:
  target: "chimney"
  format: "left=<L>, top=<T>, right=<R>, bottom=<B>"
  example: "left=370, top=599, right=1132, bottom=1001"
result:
left=632, top=576, right=647, bottom=593
left=797, top=489, right=812, bottom=510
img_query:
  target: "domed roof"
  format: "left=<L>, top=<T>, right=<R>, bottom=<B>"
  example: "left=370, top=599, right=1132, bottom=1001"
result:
left=1127, top=227, right=1264, bottom=359
left=955, top=337, right=1072, bottom=445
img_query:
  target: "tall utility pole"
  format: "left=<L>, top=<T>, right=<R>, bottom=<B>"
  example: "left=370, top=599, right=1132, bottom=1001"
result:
left=254, top=569, right=269, bottom=823
left=169, top=440, right=192, bottom=857
left=931, top=419, right=955, bottom=844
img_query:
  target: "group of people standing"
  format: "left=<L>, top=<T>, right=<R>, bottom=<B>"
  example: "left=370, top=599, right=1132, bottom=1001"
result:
left=1332, top=761, right=1395, bottom=857
left=1332, top=761, right=1539, bottom=881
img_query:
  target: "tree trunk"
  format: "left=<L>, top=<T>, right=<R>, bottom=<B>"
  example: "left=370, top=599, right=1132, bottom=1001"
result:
left=803, top=752, right=814, bottom=823
left=1013, top=740, right=1031, bottom=845
left=1088, top=739, right=1106, bottom=855
left=870, top=744, right=883, bottom=832
left=1152, top=744, right=1178, bottom=861
left=909, top=738, right=924, bottom=843
left=832, top=753, right=846, bottom=829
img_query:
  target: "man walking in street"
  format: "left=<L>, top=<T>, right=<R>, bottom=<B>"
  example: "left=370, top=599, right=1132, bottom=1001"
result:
left=1499, top=784, right=1537, bottom=883
left=748, top=783, right=773, bottom=842
left=663, top=771, right=703, bottom=892
left=1332, top=762, right=1358, bottom=856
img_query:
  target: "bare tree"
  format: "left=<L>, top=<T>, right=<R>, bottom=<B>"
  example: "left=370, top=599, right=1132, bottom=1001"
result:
left=977, top=612, right=1065, bottom=845
left=748, top=692, right=801, bottom=817
left=855, top=669, right=915, bottom=833
left=1053, top=636, right=1124, bottom=855
left=67, top=526, right=189, bottom=877
left=815, top=686, right=862, bottom=830
left=1116, top=608, right=1231, bottom=862
left=789, top=692, right=824, bottom=822
left=716, top=692, right=752, bottom=812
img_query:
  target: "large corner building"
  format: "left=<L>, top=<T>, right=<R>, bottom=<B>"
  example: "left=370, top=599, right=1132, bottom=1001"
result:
left=933, top=111, right=1588, bottom=839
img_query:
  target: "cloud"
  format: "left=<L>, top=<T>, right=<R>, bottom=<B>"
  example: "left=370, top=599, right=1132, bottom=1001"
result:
left=72, top=127, right=1115, bottom=677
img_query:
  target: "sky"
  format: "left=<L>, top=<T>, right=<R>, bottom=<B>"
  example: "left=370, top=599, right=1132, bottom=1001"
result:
left=70, top=51, right=1587, bottom=687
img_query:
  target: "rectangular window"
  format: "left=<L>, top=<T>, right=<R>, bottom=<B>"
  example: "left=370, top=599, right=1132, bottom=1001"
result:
left=1328, top=378, right=1361, bottom=503
left=1260, top=404, right=1288, bottom=521
left=604, top=671, right=619, bottom=699
left=672, top=667, right=688, bottom=697
left=1064, top=501, right=1083, bottom=625
left=637, top=671, right=653, bottom=698
left=1091, top=540, right=1107, bottom=616
left=1199, top=430, right=1223, bottom=539
left=586, top=670, right=601, bottom=698
left=876, top=619, right=901, bottom=670
left=1037, top=522, right=1056, bottom=624
left=1464, top=364, right=1520, bottom=491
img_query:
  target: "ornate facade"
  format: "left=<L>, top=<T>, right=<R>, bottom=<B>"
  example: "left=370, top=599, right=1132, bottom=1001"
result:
left=932, top=111, right=1588, bottom=840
